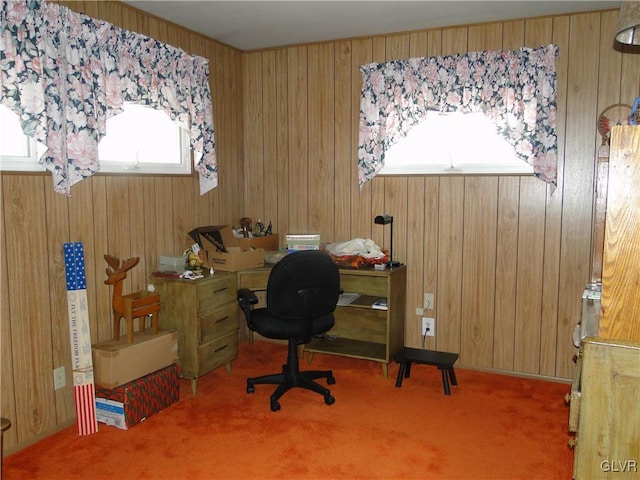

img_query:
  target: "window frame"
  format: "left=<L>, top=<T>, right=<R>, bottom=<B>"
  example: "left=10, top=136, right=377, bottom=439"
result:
left=0, top=104, right=192, bottom=175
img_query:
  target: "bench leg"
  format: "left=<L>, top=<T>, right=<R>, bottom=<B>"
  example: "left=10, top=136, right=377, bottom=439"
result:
left=440, top=367, right=451, bottom=395
left=448, top=367, right=457, bottom=386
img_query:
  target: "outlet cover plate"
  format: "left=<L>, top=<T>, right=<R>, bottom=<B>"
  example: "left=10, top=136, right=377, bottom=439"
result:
left=422, top=317, right=435, bottom=337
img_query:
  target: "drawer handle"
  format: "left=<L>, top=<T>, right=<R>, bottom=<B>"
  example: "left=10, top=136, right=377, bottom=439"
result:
left=213, top=287, right=229, bottom=294
left=215, top=316, right=230, bottom=324
left=215, top=345, right=229, bottom=353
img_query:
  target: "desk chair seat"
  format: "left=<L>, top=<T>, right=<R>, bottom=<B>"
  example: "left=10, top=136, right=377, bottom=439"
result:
left=238, top=251, right=340, bottom=411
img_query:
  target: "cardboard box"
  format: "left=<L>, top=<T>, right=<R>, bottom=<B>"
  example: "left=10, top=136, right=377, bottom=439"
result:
left=95, top=363, right=180, bottom=430
left=188, top=225, right=264, bottom=271
left=237, top=233, right=279, bottom=251
left=92, top=329, right=178, bottom=388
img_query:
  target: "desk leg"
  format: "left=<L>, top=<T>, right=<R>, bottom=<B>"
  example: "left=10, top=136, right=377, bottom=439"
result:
left=190, top=378, right=197, bottom=396
left=306, top=352, right=315, bottom=364
left=225, top=362, right=232, bottom=374
left=382, top=363, right=388, bottom=378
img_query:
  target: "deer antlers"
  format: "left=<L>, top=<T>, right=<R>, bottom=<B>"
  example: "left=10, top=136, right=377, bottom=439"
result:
left=104, top=255, right=140, bottom=285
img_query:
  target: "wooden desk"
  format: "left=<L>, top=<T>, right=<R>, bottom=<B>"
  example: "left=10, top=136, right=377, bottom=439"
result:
left=237, top=264, right=406, bottom=377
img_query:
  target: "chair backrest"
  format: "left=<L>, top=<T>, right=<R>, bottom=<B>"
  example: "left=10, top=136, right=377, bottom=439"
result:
left=266, top=251, right=340, bottom=321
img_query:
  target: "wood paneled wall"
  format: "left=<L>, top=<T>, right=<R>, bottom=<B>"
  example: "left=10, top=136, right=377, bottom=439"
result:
left=2, top=2, right=639, bottom=454
left=241, top=11, right=640, bottom=379
left=0, top=1, right=244, bottom=453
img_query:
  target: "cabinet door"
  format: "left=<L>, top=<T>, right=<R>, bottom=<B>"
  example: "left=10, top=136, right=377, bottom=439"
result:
left=576, top=339, right=640, bottom=479
left=600, top=126, right=640, bottom=342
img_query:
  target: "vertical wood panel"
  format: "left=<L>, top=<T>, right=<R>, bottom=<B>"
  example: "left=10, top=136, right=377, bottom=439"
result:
left=513, top=18, right=553, bottom=374
left=461, top=177, right=498, bottom=367
left=334, top=41, right=352, bottom=243
left=405, top=31, right=428, bottom=348
left=308, top=44, right=335, bottom=240
left=541, top=16, right=570, bottom=377
left=4, top=176, right=56, bottom=442
left=44, top=184, right=74, bottom=421
left=557, top=12, right=602, bottom=377
left=349, top=39, right=373, bottom=240
left=0, top=177, right=18, bottom=449
left=276, top=49, right=290, bottom=238
left=437, top=177, right=464, bottom=354
left=287, top=47, right=309, bottom=233
left=261, top=50, right=279, bottom=225
left=243, top=53, right=264, bottom=218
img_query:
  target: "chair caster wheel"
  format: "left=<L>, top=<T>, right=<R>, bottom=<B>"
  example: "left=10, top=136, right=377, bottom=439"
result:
left=247, top=382, right=255, bottom=394
left=324, top=394, right=335, bottom=405
left=327, top=375, right=336, bottom=385
left=270, top=400, right=281, bottom=412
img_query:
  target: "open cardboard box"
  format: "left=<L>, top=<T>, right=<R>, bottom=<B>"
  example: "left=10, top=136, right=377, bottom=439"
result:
left=188, top=225, right=264, bottom=271
left=237, top=233, right=279, bottom=252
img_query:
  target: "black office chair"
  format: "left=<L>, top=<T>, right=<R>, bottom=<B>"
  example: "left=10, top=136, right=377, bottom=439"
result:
left=237, top=250, right=340, bottom=411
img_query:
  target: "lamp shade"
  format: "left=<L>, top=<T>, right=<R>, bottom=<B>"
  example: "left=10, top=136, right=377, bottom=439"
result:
left=616, top=0, right=640, bottom=45
left=374, top=214, right=393, bottom=225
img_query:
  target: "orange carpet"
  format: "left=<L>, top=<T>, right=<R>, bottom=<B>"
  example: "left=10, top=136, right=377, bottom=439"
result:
left=3, top=341, right=573, bottom=479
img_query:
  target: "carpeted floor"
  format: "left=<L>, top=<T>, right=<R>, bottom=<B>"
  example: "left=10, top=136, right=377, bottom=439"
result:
left=3, top=341, right=574, bottom=479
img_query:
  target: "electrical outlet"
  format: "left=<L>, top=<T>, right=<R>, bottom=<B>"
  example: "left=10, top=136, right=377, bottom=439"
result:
left=424, top=293, right=434, bottom=310
left=53, top=366, right=66, bottom=390
left=422, top=317, right=435, bottom=337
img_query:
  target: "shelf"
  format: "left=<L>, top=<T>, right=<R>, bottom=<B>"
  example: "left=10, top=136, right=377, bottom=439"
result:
left=304, top=337, right=387, bottom=362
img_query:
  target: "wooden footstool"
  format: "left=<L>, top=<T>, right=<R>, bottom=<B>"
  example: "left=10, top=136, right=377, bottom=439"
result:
left=394, top=347, right=459, bottom=395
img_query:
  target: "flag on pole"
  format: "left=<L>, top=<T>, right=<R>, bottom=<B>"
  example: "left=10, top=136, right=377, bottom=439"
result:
left=64, top=242, right=98, bottom=435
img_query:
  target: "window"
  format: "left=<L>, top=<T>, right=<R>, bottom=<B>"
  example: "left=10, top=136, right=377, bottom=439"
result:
left=380, top=111, right=534, bottom=176
left=0, top=105, right=47, bottom=171
left=0, top=103, right=190, bottom=174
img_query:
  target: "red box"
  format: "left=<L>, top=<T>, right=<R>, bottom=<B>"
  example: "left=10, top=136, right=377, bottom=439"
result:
left=95, top=364, right=180, bottom=429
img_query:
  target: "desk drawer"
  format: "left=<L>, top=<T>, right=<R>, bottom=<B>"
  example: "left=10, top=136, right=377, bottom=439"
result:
left=197, top=275, right=236, bottom=312
left=198, top=331, right=237, bottom=374
left=200, top=304, right=238, bottom=344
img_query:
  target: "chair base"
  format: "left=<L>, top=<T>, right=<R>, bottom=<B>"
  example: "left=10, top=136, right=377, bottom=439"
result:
left=247, top=342, right=335, bottom=411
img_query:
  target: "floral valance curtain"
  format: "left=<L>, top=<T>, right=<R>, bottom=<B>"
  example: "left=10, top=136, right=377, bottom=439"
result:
left=358, top=44, right=558, bottom=188
left=1, top=0, right=217, bottom=196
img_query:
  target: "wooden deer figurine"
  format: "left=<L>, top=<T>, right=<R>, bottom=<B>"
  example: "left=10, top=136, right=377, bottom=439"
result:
left=104, top=254, right=161, bottom=343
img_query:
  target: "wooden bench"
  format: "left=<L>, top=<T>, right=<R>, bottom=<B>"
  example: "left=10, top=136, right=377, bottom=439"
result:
left=394, top=347, right=459, bottom=395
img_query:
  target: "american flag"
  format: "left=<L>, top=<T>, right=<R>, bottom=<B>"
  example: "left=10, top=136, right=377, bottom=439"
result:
left=64, top=242, right=98, bottom=436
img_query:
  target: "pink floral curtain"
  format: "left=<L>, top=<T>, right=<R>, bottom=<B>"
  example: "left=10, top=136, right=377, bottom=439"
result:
left=1, top=0, right=217, bottom=196
left=358, top=44, right=558, bottom=188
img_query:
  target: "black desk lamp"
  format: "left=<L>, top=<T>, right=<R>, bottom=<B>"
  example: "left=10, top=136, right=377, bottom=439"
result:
left=374, top=214, right=400, bottom=268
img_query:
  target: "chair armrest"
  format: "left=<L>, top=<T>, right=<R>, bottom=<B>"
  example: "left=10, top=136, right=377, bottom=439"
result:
left=238, top=288, right=259, bottom=318
left=238, top=288, right=259, bottom=305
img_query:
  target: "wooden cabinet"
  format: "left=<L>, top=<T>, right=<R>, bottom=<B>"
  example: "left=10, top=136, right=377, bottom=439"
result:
left=237, top=265, right=407, bottom=377
left=570, top=338, right=640, bottom=480
left=305, top=266, right=406, bottom=377
left=600, top=126, right=640, bottom=342
left=151, top=271, right=239, bottom=394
